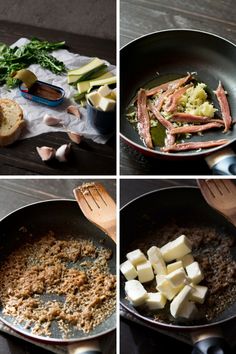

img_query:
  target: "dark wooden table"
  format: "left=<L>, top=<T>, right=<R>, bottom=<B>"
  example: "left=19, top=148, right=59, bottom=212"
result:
left=120, top=0, right=236, bottom=175
left=0, top=179, right=116, bottom=354
left=0, top=21, right=116, bottom=175
left=120, top=178, right=236, bottom=353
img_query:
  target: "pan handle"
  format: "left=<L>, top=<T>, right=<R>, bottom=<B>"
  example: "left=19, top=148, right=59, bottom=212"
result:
left=191, top=328, right=233, bottom=354
left=205, top=147, right=236, bottom=175
left=67, top=340, right=102, bottom=354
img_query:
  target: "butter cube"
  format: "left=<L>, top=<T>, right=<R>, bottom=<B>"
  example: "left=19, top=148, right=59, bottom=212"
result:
left=166, top=267, right=187, bottom=287
left=98, top=84, right=112, bottom=97
left=167, top=260, right=183, bottom=274
left=87, top=91, right=101, bottom=107
left=147, top=246, right=167, bottom=275
left=137, top=261, right=154, bottom=283
left=98, top=97, right=116, bottom=112
left=161, top=235, right=192, bottom=262
left=170, top=285, right=192, bottom=318
left=186, top=262, right=204, bottom=284
left=125, top=280, right=147, bottom=306
left=156, top=278, right=183, bottom=300
left=120, top=260, right=138, bottom=281
left=190, top=284, right=208, bottom=304
left=126, top=249, right=147, bottom=266
left=178, top=301, right=198, bottom=319
left=146, top=292, right=167, bottom=310
left=178, top=254, right=194, bottom=267
left=156, top=274, right=165, bottom=286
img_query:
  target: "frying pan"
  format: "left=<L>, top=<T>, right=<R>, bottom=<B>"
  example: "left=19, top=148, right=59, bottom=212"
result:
left=0, top=199, right=116, bottom=354
left=120, top=186, right=236, bottom=354
left=120, top=29, right=236, bottom=175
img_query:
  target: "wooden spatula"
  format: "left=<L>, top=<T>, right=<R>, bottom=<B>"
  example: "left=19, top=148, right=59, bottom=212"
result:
left=197, top=179, right=236, bottom=227
left=73, top=182, right=116, bottom=241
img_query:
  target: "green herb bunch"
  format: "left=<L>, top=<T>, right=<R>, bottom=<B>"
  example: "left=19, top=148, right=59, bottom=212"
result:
left=0, top=38, right=66, bottom=87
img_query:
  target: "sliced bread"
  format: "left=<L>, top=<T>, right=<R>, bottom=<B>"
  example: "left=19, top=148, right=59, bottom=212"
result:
left=0, top=99, right=24, bottom=146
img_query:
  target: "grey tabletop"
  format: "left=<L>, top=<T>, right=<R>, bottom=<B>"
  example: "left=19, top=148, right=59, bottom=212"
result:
left=0, top=179, right=116, bottom=354
left=120, top=0, right=236, bottom=175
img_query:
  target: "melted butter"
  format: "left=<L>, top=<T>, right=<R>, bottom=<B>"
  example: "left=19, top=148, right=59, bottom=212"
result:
left=151, top=123, right=166, bottom=147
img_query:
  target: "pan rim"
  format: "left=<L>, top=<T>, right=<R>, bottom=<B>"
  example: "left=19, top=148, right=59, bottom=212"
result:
left=0, top=198, right=116, bottom=343
left=120, top=185, right=236, bottom=330
left=120, top=28, right=236, bottom=158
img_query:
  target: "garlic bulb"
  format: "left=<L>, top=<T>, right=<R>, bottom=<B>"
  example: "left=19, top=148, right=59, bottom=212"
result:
left=36, top=146, right=56, bottom=161
left=43, top=114, right=61, bottom=126
left=67, top=130, right=82, bottom=144
left=67, top=105, right=81, bottom=119
left=55, top=143, right=71, bottom=162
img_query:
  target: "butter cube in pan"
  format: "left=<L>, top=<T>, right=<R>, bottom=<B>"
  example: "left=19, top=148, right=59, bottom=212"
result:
left=125, top=280, right=147, bottom=306
left=178, top=301, right=198, bottom=319
left=137, top=260, right=154, bottom=283
left=166, top=267, right=187, bottom=287
left=147, top=246, right=167, bottom=275
left=178, top=253, right=194, bottom=267
left=156, top=278, right=183, bottom=300
left=161, top=235, right=192, bottom=262
left=126, top=249, right=147, bottom=266
left=190, top=284, right=208, bottom=304
left=186, top=262, right=204, bottom=284
left=170, top=285, right=192, bottom=318
left=146, top=292, right=167, bottom=310
left=167, top=260, right=183, bottom=274
left=120, top=260, right=138, bottom=281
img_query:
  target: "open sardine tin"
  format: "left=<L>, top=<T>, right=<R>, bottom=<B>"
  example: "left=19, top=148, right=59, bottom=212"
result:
left=19, top=81, right=65, bottom=107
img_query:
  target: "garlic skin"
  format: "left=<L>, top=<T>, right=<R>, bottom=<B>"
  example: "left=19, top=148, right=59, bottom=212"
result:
left=36, top=146, right=56, bottom=161
left=67, top=105, right=81, bottom=119
left=43, top=114, right=61, bottom=126
left=67, top=130, right=82, bottom=144
left=55, top=143, right=71, bottom=162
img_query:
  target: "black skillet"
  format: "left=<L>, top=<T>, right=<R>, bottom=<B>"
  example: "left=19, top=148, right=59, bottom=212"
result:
left=120, top=186, right=236, bottom=354
left=0, top=199, right=116, bottom=354
left=120, top=29, right=236, bottom=175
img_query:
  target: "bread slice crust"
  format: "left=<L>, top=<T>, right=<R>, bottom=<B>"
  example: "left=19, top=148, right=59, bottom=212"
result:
left=0, top=99, right=24, bottom=146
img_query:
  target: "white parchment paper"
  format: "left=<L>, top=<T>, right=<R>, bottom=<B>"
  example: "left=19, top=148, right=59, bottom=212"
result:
left=0, top=38, right=116, bottom=144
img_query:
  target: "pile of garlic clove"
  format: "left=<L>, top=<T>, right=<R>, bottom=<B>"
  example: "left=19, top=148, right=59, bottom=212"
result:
left=120, top=235, right=208, bottom=320
left=36, top=144, right=71, bottom=162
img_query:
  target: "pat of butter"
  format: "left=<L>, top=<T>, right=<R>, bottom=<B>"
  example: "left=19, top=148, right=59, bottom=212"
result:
left=166, top=267, right=187, bottom=287
left=147, top=246, right=167, bottom=275
left=125, top=280, right=147, bottom=306
left=170, top=285, right=192, bottom=318
left=98, top=84, right=112, bottom=97
left=167, top=260, right=183, bottom=274
left=87, top=91, right=101, bottom=107
left=137, top=261, right=154, bottom=283
left=190, top=284, right=208, bottom=304
left=126, top=249, right=147, bottom=266
left=186, top=262, right=204, bottom=284
left=120, top=260, right=138, bottom=281
left=146, top=292, right=167, bottom=310
left=98, top=96, right=116, bottom=112
left=161, top=235, right=192, bottom=262
left=178, top=254, right=194, bottom=267
left=156, top=277, right=183, bottom=300
left=178, top=301, right=198, bottom=319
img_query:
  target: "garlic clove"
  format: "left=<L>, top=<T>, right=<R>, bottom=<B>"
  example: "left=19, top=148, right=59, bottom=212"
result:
left=67, top=105, right=81, bottom=119
left=67, top=130, right=82, bottom=144
left=36, top=146, right=56, bottom=161
left=43, top=114, right=61, bottom=126
left=55, top=143, right=71, bottom=162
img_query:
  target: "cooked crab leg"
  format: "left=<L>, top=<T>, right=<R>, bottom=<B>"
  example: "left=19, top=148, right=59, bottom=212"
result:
left=137, top=89, right=153, bottom=149
left=161, top=139, right=228, bottom=152
left=214, top=81, right=232, bottom=133
left=170, top=122, right=224, bottom=135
